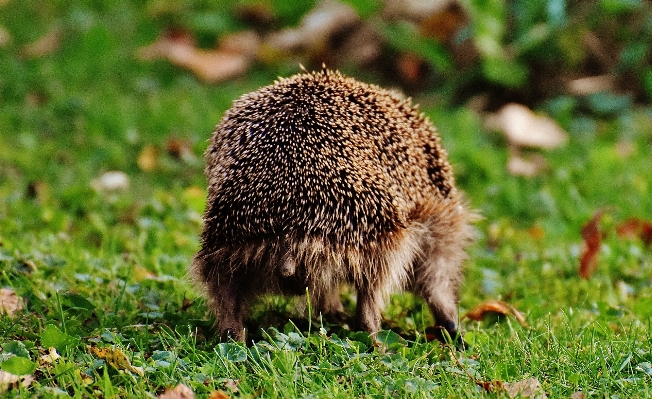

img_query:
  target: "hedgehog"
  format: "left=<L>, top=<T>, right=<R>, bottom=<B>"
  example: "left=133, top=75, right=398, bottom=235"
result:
left=191, top=67, right=476, bottom=345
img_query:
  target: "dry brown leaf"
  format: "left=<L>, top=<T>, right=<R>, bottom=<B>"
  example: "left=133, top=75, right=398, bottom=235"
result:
left=159, top=383, right=195, bottom=399
left=464, top=300, right=529, bottom=327
left=570, top=391, right=586, bottom=399
left=420, top=3, right=467, bottom=43
left=579, top=210, right=605, bottom=280
left=208, top=390, right=231, bottom=399
left=137, top=144, right=158, bottom=172
left=22, top=25, right=62, bottom=58
left=507, top=150, right=547, bottom=177
left=616, top=218, right=652, bottom=247
left=0, top=370, right=34, bottom=389
left=137, top=30, right=258, bottom=83
left=88, top=346, right=144, bottom=376
left=396, top=54, right=427, bottom=86
left=489, top=103, right=568, bottom=149
left=504, top=378, right=548, bottom=399
left=566, top=75, right=615, bottom=96
left=0, top=288, right=24, bottom=316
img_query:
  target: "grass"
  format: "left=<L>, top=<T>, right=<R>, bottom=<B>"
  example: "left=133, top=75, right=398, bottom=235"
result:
left=1, top=2, right=652, bottom=398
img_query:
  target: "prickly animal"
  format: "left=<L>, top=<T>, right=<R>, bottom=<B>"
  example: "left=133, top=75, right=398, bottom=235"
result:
left=192, top=68, right=476, bottom=345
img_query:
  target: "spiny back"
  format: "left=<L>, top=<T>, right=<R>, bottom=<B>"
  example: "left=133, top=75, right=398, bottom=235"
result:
left=204, top=69, right=455, bottom=247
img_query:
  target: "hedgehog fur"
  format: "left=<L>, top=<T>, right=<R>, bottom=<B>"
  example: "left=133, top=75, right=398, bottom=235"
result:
left=191, top=67, right=476, bottom=344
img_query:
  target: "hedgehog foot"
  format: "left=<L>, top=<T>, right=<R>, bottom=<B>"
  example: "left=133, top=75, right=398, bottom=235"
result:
left=207, top=275, right=248, bottom=342
left=353, top=288, right=383, bottom=334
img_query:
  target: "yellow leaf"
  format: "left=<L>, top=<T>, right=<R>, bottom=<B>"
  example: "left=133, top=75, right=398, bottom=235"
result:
left=88, top=346, right=144, bottom=376
left=138, top=145, right=158, bottom=172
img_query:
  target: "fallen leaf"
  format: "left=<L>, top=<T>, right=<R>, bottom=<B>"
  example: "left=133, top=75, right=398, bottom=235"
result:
left=88, top=346, right=144, bottom=376
left=0, top=370, right=34, bottom=389
left=385, top=0, right=455, bottom=20
left=488, top=103, right=568, bottom=149
left=504, top=378, right=548, bottom=399
left=507, top=150, right=547, bottom=177
left=579, top=210, right=605, bottom=280
left=570, top=392, right=586, bottom=399
left=91, top=171, right=129, bottom=191
left=527, top=225, right=545, bottom=241
left=40, top=347, right=61, bottom=364
left=208, top=390, right=231, bottom=399
left=0, top=288, right=24, bottom=316
left=616, top=218, right=652, bottom=247
left=22, top=25, right=62, bottom=58
left=159, top=383, right=195, bottom=399
left=420, top=2, right=467, bottom=43
left=464, top=300, right=529, bottom=327
left=137, top=29, right=259, bottom=83
left=265, top=0, right=358, bottom=53
left=137, top=144, right=158, bottom=172
left=133, top=265, right=157, bottom=282
left=396, top=53, right=427, bottom=86
left=566, top=75, right=615, bottom=96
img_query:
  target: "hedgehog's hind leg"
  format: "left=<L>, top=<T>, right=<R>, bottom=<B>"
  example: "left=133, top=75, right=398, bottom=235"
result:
left=315, top=286, right=346, bottom=321
left=192, top=252, right=252, bottom=342
left=412, top=202, right=474, bottom=348
left=206, top=272, right=250, bottom=342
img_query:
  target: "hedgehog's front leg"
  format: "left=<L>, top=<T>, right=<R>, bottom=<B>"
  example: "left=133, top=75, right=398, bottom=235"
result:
left=354, top=283, right=384, bottom=334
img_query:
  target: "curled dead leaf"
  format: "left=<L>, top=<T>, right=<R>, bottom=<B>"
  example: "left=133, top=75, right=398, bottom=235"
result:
left=488, top=103, right=568, bottom=149
left=159, top=383, right=195, bottom=399
left=464, top=300, right=529, bottom=327
left=616, top=218, right=652, bottom=247
left=579, top=210, right=605, bottom=280
left=0, top=288, right=24, bottom=316
left=504, top=378, right=548, bottom=399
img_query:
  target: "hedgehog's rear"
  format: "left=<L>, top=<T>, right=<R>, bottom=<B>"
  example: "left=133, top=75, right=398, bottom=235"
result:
left=192, top=69, right=475, bottom=344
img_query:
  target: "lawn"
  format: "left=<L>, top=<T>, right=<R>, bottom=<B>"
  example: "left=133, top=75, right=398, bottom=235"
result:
left=1, top=1, right=652, bottom=398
